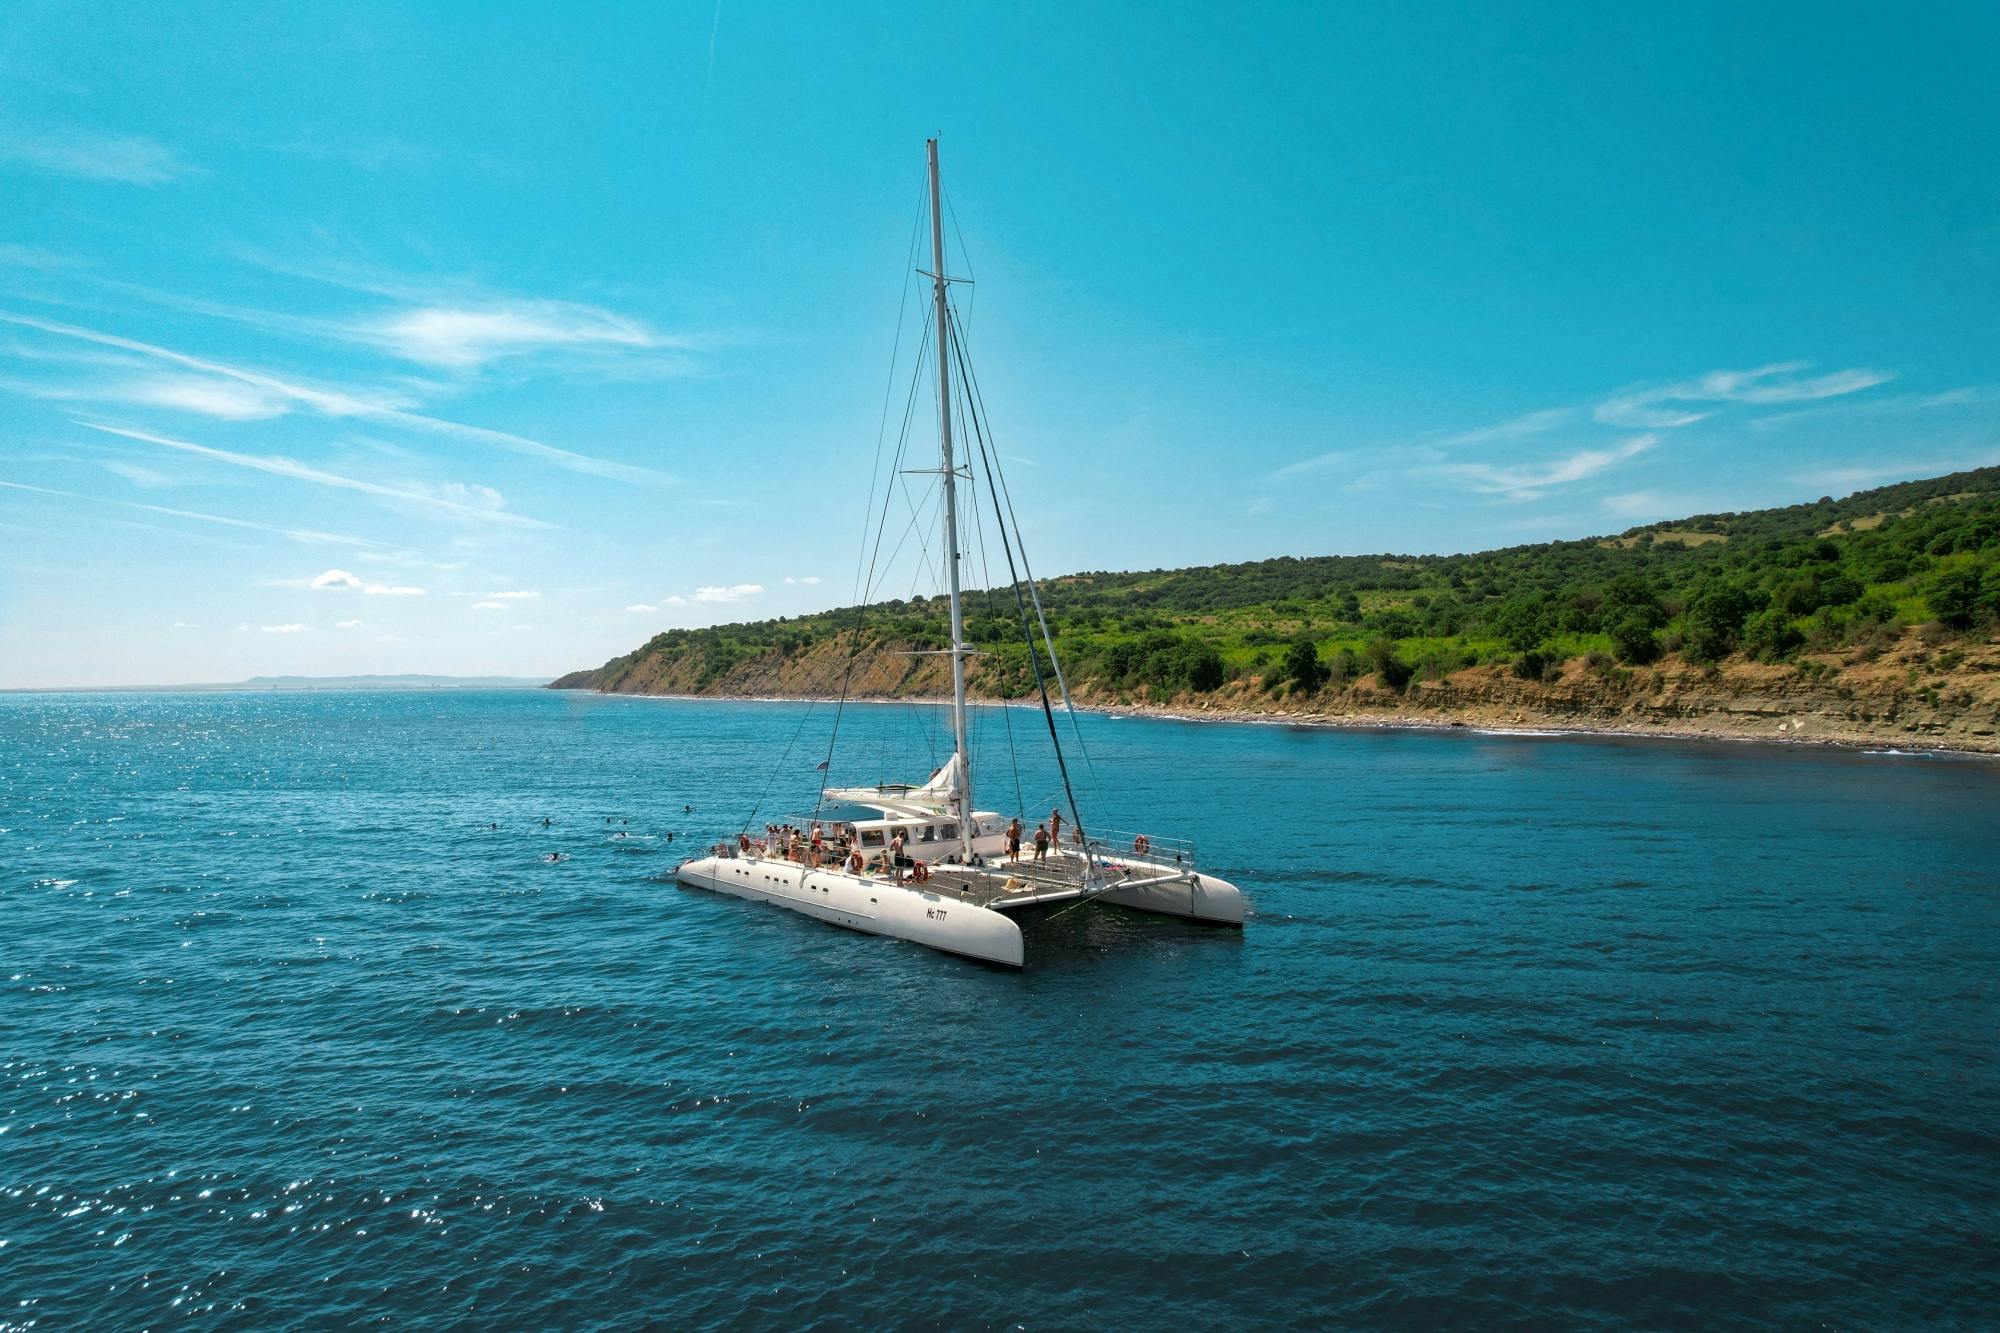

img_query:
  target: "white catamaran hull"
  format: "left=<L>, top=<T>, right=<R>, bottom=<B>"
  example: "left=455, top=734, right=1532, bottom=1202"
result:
left=1098, top=870, right=1247, bottom=925
left=676, top=855, right=1025, bottom=967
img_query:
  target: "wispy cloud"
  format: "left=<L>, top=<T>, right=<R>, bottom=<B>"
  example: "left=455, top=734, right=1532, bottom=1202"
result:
left=365, top=583, right=424, bottom=596
left=1596, top=362, right=1891, bottom=429
left=359, top=301, right=676, bottom=370
left=1790, top=451, right=2000, bottom=492
left=689, top=583, right=762, bottom=603
left=471, top=600, right=507, bottom=610
left=122, top=376, right=292, bottom=420
left=1264, top=448, right=1358, bottom=483
left=0, top=478, right=383, bottom=547
left=83, top=422, right=554, bottom=528
left=262, top=623, right=310, bottom=634
left=1750, top=386, right=1994, bottom=432
left=1434, top=435, right=1659, bottom=501
left=0, top=127, right=197, bottom=185
left=311, top=569, right=362, bottom=590
left=484, top=589, right=538, bottom=600
left=336, top=619, right=365, bottom=629
left=782, top=575, right=820, bottom=586
left=625, top=602, right=660, bottom=612
left=1433, top=407, right=1575, bottom=449
left=0, top=312, right=676, bottom=484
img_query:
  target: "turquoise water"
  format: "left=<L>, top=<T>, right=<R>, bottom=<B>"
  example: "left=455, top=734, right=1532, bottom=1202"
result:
left=4, top=688, right=1997, bottom=1328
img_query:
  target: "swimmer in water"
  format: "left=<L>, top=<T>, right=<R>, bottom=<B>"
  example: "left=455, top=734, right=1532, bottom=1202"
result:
left=544, top=852, right=565, bottom=863
left=543, top=817, right=551, bottom=827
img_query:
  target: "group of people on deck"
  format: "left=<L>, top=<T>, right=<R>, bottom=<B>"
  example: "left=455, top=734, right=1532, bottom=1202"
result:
left=1002, top=808, right=1103, bottom=863
left=707, top=807, right=1155, bottom=879
left=712, top=821, right=934, bottom=883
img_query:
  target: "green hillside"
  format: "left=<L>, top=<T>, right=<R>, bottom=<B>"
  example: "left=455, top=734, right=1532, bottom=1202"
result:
left=555, top=466, right=2000, bottom=701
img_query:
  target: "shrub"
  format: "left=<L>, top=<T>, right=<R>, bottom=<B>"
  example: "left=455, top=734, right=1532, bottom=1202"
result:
left=1367, top=638, right=1415, bottom=692
left=1283, top=639, right=1329, bottom=693
left=1930, top=566, right=1984, bottom=628
left=1609, top=616, right=1662, bottom=665
left=1742, top=608, right=1804, bottom=662
left=1182, top=642, right=1226, bottom=692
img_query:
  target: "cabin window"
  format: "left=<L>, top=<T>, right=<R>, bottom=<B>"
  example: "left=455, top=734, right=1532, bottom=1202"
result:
left=940, top=824, right=958, bottom=840
left=919, top=826, right=935, bottom=842
left=860, top=830, right=885, bottom=847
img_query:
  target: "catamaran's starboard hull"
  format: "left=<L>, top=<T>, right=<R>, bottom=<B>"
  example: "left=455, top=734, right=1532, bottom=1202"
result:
left=1098, top=870, right=1247, bottom=925
left=675, top=855, right=1026, bottom=967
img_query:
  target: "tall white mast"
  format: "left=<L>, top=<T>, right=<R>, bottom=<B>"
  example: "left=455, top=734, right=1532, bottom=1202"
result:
left=927, top=137, right=974, bottom=861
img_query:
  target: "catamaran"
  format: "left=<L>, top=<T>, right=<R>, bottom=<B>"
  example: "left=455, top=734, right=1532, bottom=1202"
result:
left=674, top=140, right=1246, bottom=966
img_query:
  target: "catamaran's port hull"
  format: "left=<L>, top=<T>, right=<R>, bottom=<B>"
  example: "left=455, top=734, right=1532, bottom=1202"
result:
left=675, top=855, right=1026, bottom=967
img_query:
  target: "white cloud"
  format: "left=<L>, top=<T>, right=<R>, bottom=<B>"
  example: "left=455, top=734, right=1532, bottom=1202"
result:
left=1596, top=362, right=1891, bottom=429
left=122, top=376, right=290, bottom=420
left=1433, top=407, right=1575, bottom=449
left=0, top=127, right=195, bottom=185
left=485, top=589, right=538, bottom=600
left=169, top=621, right=199, bottom=630
left=1750, top=387, right=1994, bottom=432
left=312, top=568, right=362, bottom=590
left=359, top=301, right=668, bottom=370
left=336, top=619, right=365, bottom=629
left=1437, top=435, right=1659, bottom=500
left=0, top=480, right=381, bottom=549
left=99, top=460, right=172, bottom=489
left=1790, top=452, right=2000, bottom=492
left=693, top=583, right=763, bottom=603
left=472, top=600, right=507, bottom=610
left=262, top=623, right=310, bottom=634
left=1263, top=448, right=1357, bottom=483
left=625, top=603, right=659, bottom=612
left=782, top=576, right=821, bottom=586
left=84, top=423, right=555, bottom=528
left=364, top=583, right=425, bottom=597
left=0, top=312, right=676, bottom=485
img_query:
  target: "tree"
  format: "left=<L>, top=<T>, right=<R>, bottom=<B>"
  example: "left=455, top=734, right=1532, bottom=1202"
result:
left=1683, top=583, right=1755, bottom=663
left=1490, top=597, right=1549, bottom=652
left=1742, top=608, right=1804, bottom=661
left=1181, top=642, right=1226, bottom=692
left=1609, top=616, right=1662, bottom=665
left=1367, top=638, right=1414, bottom=692
left=1930, top=566, right=1984, bottom=628
left=1283, top=640, right=1328, bottom=693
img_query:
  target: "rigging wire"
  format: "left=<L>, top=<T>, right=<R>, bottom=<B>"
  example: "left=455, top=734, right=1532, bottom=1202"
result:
left=945, top=299, right=1093, bottom=866
left=957, top=367, right=1026, bottom=821
left=813, top=261, right=936, bottom=819
left=950, top=305, right=1102, bottom=796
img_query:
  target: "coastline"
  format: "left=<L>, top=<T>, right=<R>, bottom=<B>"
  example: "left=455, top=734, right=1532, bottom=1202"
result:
left=554, top=686, right=2000, bottom=759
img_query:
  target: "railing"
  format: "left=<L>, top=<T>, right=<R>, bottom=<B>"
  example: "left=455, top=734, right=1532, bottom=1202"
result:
left=1075, top=826, right=1197, bottom=871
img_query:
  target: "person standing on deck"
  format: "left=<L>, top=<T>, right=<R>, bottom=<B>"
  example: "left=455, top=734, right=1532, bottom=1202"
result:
left=1005, top=817, right=1022, bottom=862
left=1049, top=808, right=1063, bottom=848
left=1033, top=823, right=1050, bottom=862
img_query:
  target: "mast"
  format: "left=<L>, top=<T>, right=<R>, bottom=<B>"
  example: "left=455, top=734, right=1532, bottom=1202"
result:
left=928, top=137, right=975, bottom=861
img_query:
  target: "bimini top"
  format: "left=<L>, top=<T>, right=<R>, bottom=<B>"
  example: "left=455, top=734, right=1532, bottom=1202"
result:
left=823, top=753, right=964, bottom=819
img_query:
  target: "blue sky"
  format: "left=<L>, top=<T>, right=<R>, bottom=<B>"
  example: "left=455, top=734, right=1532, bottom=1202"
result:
left=1, top=2, right=1995, bottom=687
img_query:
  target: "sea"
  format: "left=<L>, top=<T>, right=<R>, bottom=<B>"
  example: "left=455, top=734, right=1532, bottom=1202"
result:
left=4, top=688, right=1996, bottom=1329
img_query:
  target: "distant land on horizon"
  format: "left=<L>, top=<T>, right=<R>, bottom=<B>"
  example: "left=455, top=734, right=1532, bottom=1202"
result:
left=2, top=674, right=554, bottom=695
left=553, top=466, right=2000, bottom=753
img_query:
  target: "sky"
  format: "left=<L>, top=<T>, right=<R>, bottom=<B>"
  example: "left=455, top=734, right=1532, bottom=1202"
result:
left=1, top=2, right=1995, bottom=687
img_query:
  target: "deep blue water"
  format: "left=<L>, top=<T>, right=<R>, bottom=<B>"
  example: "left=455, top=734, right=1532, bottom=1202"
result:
left=3, top=688, right=1997, bottom=1329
